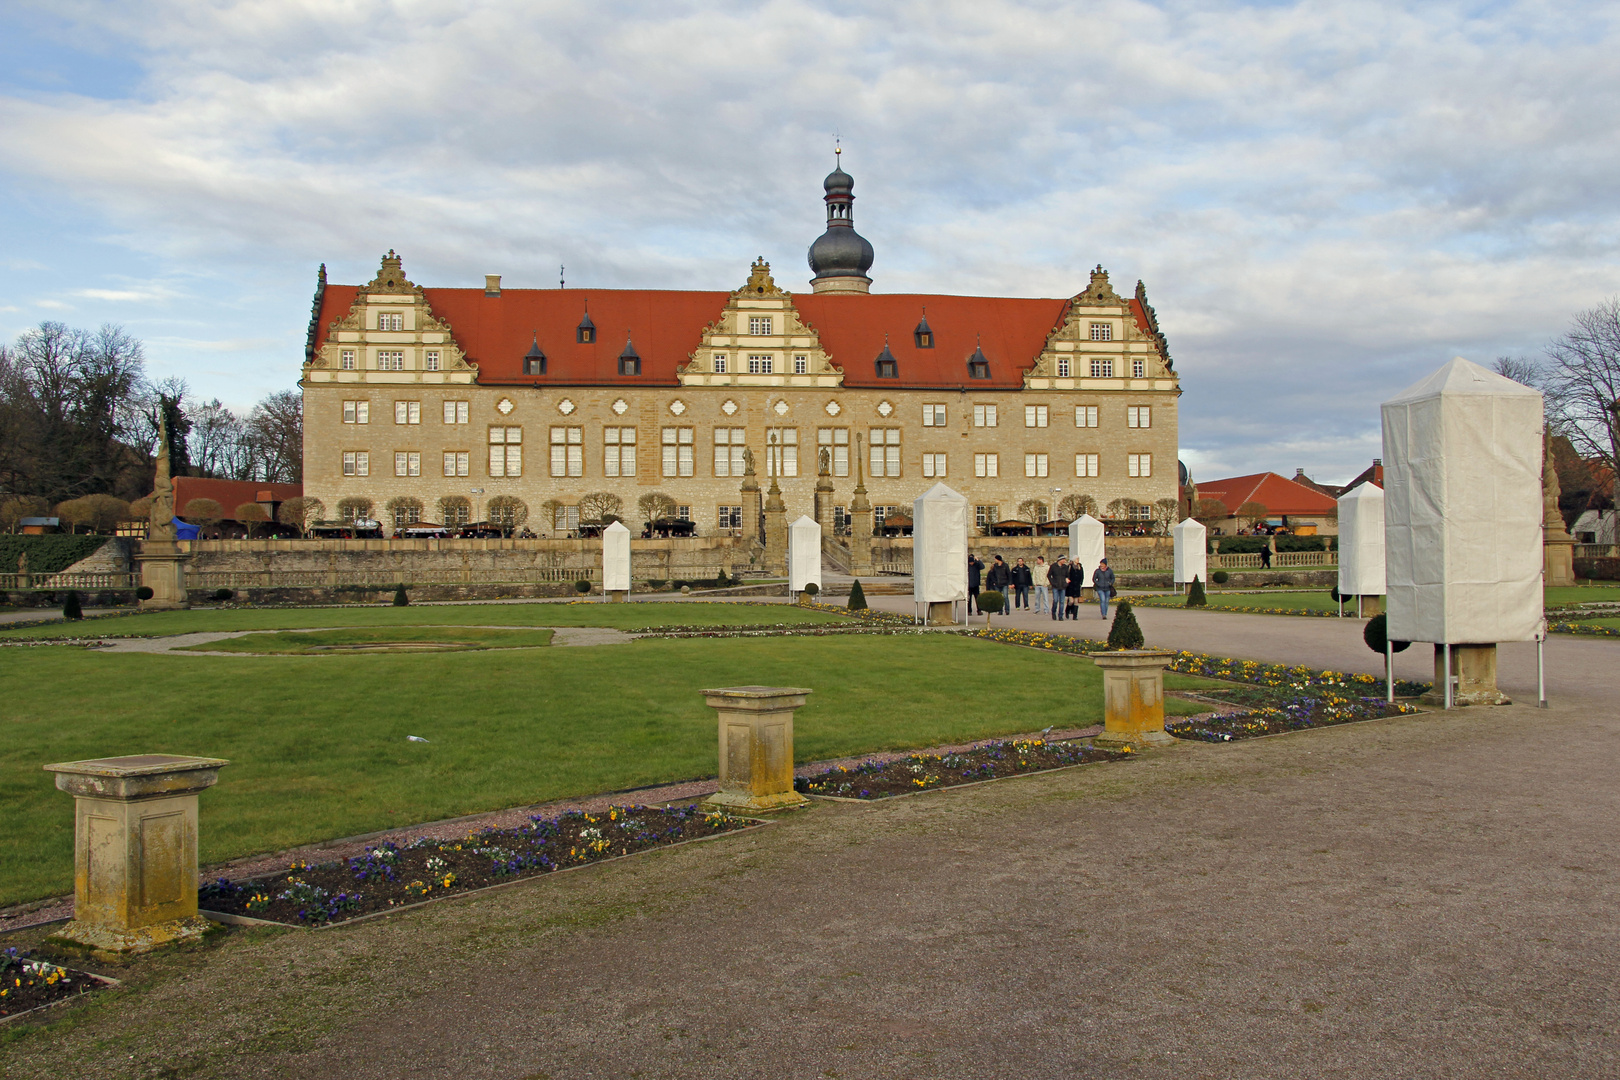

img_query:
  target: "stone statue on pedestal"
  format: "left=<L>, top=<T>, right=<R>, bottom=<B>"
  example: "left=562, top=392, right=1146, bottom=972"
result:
left=149, top=414, right=177, bottom=542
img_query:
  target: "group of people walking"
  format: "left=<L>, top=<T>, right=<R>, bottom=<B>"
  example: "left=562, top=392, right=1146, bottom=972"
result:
left=967, top=553, right=1115, bottom=620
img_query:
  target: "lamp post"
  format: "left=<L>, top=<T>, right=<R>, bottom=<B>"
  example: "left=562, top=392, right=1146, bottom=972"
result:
left=470, top=488, right=483, bottom=531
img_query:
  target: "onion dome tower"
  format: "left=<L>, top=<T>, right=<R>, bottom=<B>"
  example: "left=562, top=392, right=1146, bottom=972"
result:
left=807, top=148, right=874, bottom=294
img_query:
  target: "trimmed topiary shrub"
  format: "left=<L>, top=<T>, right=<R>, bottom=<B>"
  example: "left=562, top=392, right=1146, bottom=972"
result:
left=1211, top=570, right=1229, bottom=585
left=575, top=579, right=593, bottom=594
left=393, top=583, right=410, bottom=606
left=1363, top=612, right=1410, bottom=654
left=1106, top=601, right=1145, bottom=650
left=213, top=588, right=234, bottom=602
left=136, top=586, right=153, bottom=601
left=1185, top=576, right=1206, bottom=607
left=62, top=590, right=82, bottom=620
left=1329, top=585, right=1342, bottom=603
left=848, top=579, right=868, bottom=610
left=978, top=589, right=1005, bottom=618
left=715, top=568, right=730, bottom=587
left=1575, top=556, right=1620, bottom=581
left=803, top=582, right=819, bottom=597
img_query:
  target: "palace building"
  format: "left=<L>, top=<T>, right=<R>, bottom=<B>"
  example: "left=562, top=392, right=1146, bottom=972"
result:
left=300, top=163, right=1182, bottom=536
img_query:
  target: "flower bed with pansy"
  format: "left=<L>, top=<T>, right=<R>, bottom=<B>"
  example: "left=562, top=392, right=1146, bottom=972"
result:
left=0, top=947, right=100, bottom=1021
left=1167, top=684, right=1421, bottom=743
left=794, top=738, right=1127, bottom=799
left=199, top=805, right=753, bottom=927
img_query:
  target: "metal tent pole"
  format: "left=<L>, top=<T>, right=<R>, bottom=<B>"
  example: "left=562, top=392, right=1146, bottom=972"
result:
left=1443, top=642, right=1453, bottom=710
left=1538, top=635, right=1547, bottom=708
left=1386, top=638, right=1394, bottom=703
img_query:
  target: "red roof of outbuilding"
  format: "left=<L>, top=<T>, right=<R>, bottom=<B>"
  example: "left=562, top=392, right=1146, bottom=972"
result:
left=161, top=478, right=302, bottom=521
left=311, top=286, right=1156, bottom=389
left=1196, top=472, right=1338, bottom=518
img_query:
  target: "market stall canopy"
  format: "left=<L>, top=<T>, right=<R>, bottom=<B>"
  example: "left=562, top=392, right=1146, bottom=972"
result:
left=912, top=482, right=968, bottom=603
left=1337, top=481, right=1386, bottom=597
left=1172, top=517, right=1207, bottom=584
left=1382, top=357, right=1543, bottom=644
left=789, top=515, right=822, bottom=594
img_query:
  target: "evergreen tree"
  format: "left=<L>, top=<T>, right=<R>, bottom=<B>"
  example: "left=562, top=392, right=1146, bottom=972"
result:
left=62, top=589, right=82, bottom=620
left=393, top=583, right=409, bottom=607
left=1186, top=575, right=1207, bottom=607
left=1106, top=601, right=1144, bottom=649
left=848, top=579, right=868, bottom=610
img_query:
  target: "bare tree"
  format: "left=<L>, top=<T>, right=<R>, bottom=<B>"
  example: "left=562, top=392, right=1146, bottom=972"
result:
left=189, top=398, right=252, bottom=479
left=487, top=495, right=528, bottom=536
left=337, top=497, right=373, bottom=523
left=184, top=497, right=223, bottom=536
left=578, top=491, right=624, bottom=524
left=1192, top=497, right=1230, bottom=525
left=1016, top=498, right=1048, bottom=523
left=1057, top=493, right=1097, bottom=521
left=235, top=502, right=271, bottom=538
left=1494, top=355, right=1543, bottom=388
left=0, top=495, right=49, bottom=532
left=1236, top=501, right=1270, bottom=530
left=277, top=496, right=324, bottom=536
left=245, top=390, right=303, bottom=482
left=638, top=491, right=676, bottom=522
left=1152, top=497, right=1180, bottom=535
left=1543, top=298, right=1620, bottom=502
left=1104, top=497, right=1139, bottom=520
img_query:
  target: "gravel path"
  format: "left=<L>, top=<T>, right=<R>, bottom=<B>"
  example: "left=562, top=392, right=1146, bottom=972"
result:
left=89, top=624, right=635, bottom=655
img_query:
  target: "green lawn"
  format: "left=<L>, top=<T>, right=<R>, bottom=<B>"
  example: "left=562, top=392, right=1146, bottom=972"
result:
left=1136, top=584, right=1620, bottom=617
left=179, top=626, right=557, bottom=655
left=1, top=633, right=1215, bottom=906
left=1547, top=584, right=1620, bottom=607
left=0, top=600, right=843, bottom=639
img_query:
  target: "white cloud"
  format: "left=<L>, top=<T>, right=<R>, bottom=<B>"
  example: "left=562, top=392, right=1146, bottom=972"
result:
left=1, top=0, right=1618, bottom=477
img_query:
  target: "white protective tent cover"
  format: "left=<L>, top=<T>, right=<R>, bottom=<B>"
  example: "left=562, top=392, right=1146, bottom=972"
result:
left=1382, top=356, right=1543, bottom=644
left=1172, top=517, right=1207, bottom=584
left=602, top=520, right=632, bottom=592
left=1336, top=481, right=1386, bottom=596
left=1068, top=514, right=1106, bottom=582
left=788, top=515, right=822, bottom=593
left=912, top=482, right=969, bottom=603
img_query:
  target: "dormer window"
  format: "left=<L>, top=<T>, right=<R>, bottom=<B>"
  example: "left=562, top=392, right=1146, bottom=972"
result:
left=524, top=336, right=546, bottom=376
left=577, top=307, right=596, bottom=344
left=914, top=311, right=934, bottom=349
left=874, top=343, right=898, bottom=379
left=967, top=345, right=990, bottom=380
left=619, top=337, right=641, bottom=376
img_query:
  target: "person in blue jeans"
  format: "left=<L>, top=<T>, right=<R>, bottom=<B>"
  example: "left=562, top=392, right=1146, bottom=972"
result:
left=1092, top=558, right=1116, bottom=619
left=1010, top=558, right=1033, bottom=609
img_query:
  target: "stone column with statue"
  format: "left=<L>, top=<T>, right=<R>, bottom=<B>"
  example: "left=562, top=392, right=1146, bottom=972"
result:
left=1544, top=428, right=1576, bottom=587
left=848, top=433, right=873, bottom=576
left=763, top=475, right=788, bottom=576
left=138, top=414, right=190, bottom=609
left=739, top=448, right=763, bottom=568
left=814, top=447, right=835, bottom=536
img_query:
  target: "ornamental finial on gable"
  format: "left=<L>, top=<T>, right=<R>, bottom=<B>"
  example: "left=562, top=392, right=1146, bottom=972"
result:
left=366, top=249, right=417, bottom=294
left=740, top=257, right=786, bottom=298
left=1080, top=264, right=1120, bottom=303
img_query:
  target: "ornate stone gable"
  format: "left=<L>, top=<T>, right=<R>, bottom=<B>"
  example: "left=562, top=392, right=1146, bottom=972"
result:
left=680, top=258, right=842, bottom=387
left=305, top=251, right=475, bottom=379
left=1023, top=265, right=1176, bottom=390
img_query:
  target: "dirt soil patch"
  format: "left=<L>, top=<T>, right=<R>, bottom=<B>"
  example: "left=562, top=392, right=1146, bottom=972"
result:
left=0, top=949, right=104, bottom=1022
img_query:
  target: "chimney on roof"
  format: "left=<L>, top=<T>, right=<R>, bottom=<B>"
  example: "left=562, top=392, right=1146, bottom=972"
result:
left=484, top=275, right=501, bottom=296
left=1295, top=468, right=1306, bottom=479
left=1373, top=458, right=1382, bottom=466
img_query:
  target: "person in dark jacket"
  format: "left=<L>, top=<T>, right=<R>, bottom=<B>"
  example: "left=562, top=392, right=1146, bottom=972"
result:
left=1047, top=558, right=1069, bottom=620
left=986, top=555, right=1011, bottom=600
left=967, top=554, right=984, bottom=614
left=1064, top=563, right=1084, bottom=619
left=1010, top=558, right=1034, bottom=609
left=1092, top=558, right=1116, bottom=619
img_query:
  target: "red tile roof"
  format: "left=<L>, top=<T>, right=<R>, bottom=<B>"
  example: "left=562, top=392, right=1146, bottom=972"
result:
left=159, top=478, right=303, bottom=521
left=312, top=286, right=1155, bottom=390
left=1195, top=472, right=1338, bottom=518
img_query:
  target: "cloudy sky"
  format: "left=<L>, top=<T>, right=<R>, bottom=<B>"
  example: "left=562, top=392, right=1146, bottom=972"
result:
left=2, top=0, right=1617, bottom=484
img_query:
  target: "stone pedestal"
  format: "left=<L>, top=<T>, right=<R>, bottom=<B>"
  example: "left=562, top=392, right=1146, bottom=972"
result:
left=763, top=479, right=788, bottom=576
left=138, top=540, right=190, bottom=610
left=1354, top=594, right=1384, bottom=617
left=607, top=590, right=628, bottom=603
left=43, top=754, right=229, bottom=954
left=1422, top=643, right=1510, bottom=706
left=926, top=601, right=956, bottom=626
left=700, top=686, right=810, bottom=812
left=1545, top=539, right=1575, bottom=588
left=1089, top=650, right=1177, bottom=750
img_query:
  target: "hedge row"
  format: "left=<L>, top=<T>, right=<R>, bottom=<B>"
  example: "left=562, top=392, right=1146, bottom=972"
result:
left=1209, top=535, right=1327, bottom=555
left=1575, top=557, right=1620, bottom=581
left=0, top=535, right=110, bottom=576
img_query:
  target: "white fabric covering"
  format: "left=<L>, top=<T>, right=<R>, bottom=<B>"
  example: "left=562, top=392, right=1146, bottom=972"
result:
left=788, top=515, right=822, bottom=594
left=912, top=482, right=969, bottom=603
left=1172, top=517, right=1207, bottom=584
left=1067, top=514, right=1106, bottom=582
left=601, top=520, right=632, bottom=592
left=1336, top=481, right=1386, bottom=596
left=1382, top=356, right=1544, bottom=644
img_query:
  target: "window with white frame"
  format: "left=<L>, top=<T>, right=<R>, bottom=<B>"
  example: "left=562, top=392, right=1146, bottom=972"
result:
left=489, top=426, right=525, bottom=477
left=443, top=400, right=469, bottom=424
left=394, top=451, right=420, bottom=477
left=817, top=428, right=849, bottom=476
left=975, top=505, right=1000, bottom=528
left=974, top=453, right=999, bottom=478
left=1127, top=405, right=1151, bottom=428
left=378, top=312, right=405, bottom=331
left=1089, top=357, right=1114, bottom=378
left=1132, top=358, right=1146, bottom=378
left=424, top=351, right=441, bottom=371
left=1075, top=453, right=1099, bottom=477
left=922, top=453, right=947, bottom=478
left=662, top=427, right=694, bottom=477
left=443, top=451, right=469, bottom=477
left=676, top=504, right=691, bottom=521
left=973, top=404, right=998, bottom=428
left=554, top=505, right=580, bottom=532
left=1024, top=404, right=1048, bottom=428
left=1089, top=322, right=1112, bottom=341
left=922, top=404, right=947, bottom=427
left=340, top=350, right=356, bottom=370
left=1056, top=356, right=1071, bottom=378
left=718, top=505, right=742, bottom=530
left=1128, top=453, right=1152, bottom=478
left=868, top=428, right=901, bottom=477
left=603, top=427, right=637, bottom=477
left=747, top=354, right=773, bottom=374
left=1075, top=405, right=1098, bottom=428
left=392, top=502, right=422, bottom=528
left=343, top=400, right=369, bottom=424
left=713, top=428, right=746, bottom=476
left=834, top=506, right=847, bottom=531
left=546, top=427, right=583, bottom=478
left=793, top=354, right=808, bottom=374
left=766, top=427, right=798, bottom=477
left=1025, top=453, right=1049, bottom=478
left=712, top=353, right=728, bottom=374
left=377, top=350, right=405, bottom=371
left=342, top=451, right=369, bottom=477
left=395, top=401, right=420, bottom=425
left=1130, top=503, right=1154, bottom=521
left=748, top=316, right=773, bottom=336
